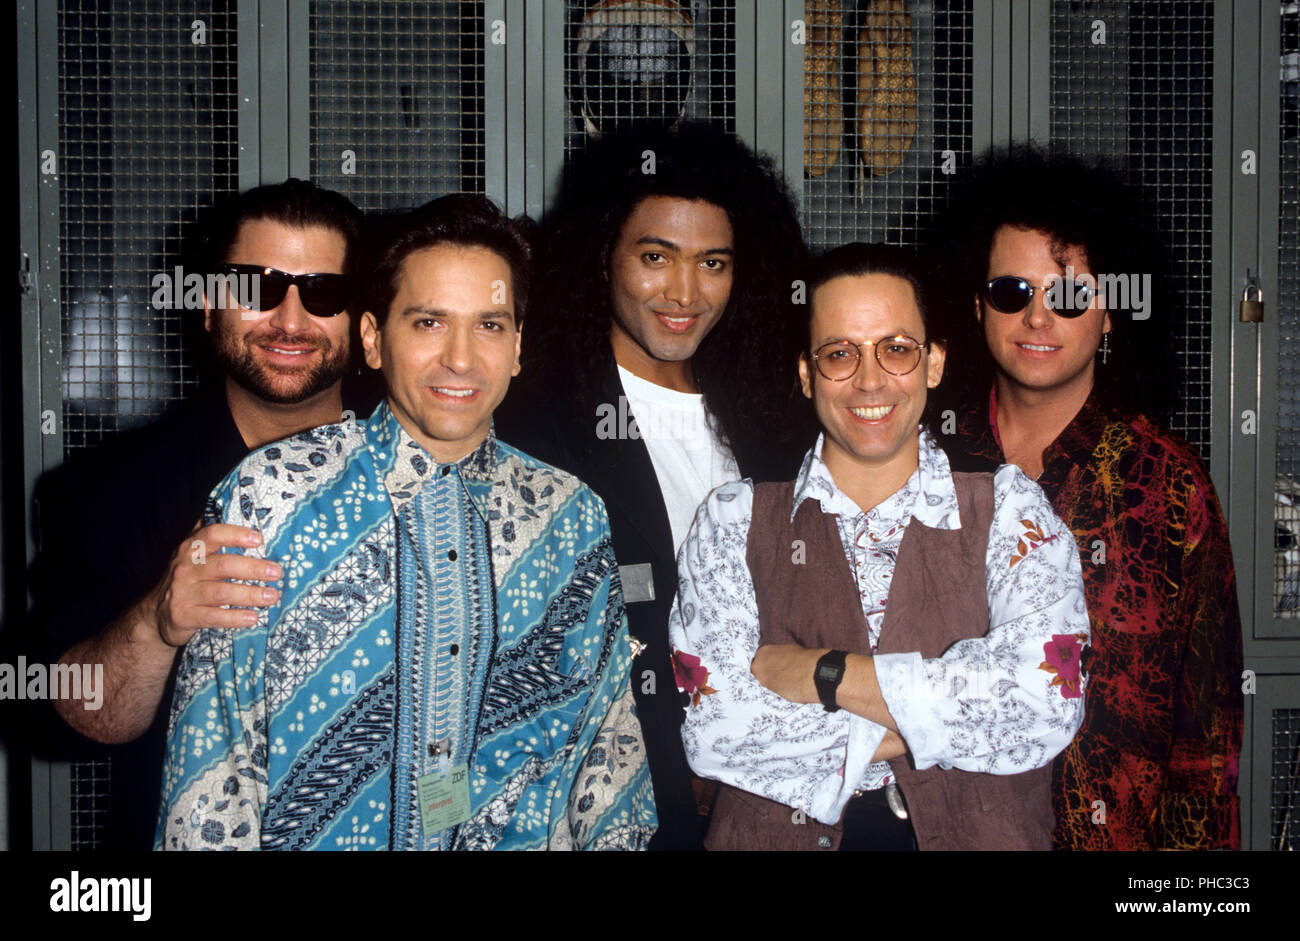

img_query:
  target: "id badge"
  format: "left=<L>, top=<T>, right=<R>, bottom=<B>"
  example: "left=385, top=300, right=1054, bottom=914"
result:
left=417, top=763, right=471, bottom=836
left=619, top=562, right=656, bottom=603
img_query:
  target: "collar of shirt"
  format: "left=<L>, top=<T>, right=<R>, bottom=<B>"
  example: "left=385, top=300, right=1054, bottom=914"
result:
left=362, top=399, right=500, bottom=516
left=982, top=384, right=1119, bottom=477
left=789, top=429, right=961, bottom=531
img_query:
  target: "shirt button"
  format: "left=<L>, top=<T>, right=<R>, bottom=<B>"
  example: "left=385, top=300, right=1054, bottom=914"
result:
left=448, top=549, right=457, bottom=561
left=449, top=643, right=460, bottom=656
left=817, top=835, right=832, bottom=849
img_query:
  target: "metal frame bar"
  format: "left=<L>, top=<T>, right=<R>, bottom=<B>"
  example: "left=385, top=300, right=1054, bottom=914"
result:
left=520, top=0, right=545, bottom=218
left=1211, top=0, right=1235, bottom=510
left=538, top=0, right=566, bottom=215
left=21, top=0, right=71, bottom=853
left=751, top=1, right=790, bottom=174
left=484, top=0, right=508, bottom=209
left=1229, top=0, right=1263, bottom=657
left=733, top=0, right=756, bottom=146
left=1251, top=0, right=1298, bottom=645
left=971, top=0, right=994, bottom=155
left=1022, top=0, right=1051, bottom=143
left=485, top=0, right=529, bottom=216
left=238, top=0, right=261, bottom=190
left=995, top=0, right=1049, bottom=147
left=780, top=0, right=806, bottom=196
left=1007, top=0, right=1030, bottom=142
left=286, top=0, right=311, bottom=180
left=506, top=0, right=528, bottom=216
left=983, top=0, right=1012, bottom=147
left=257, top=1, right=291, bottom=182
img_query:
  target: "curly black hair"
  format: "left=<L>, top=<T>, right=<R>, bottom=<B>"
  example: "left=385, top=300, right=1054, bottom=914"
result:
left=513, top=122, right=815, bottom=470
left=933, top=144, right=1179, bottom=420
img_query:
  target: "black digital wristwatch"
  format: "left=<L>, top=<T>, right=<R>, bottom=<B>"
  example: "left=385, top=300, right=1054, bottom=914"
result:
left=814, top=649, right=850, bottom=713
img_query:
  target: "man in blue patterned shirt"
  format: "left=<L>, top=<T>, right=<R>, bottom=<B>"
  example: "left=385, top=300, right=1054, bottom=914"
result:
left=157, top=194, right=656, bottom=850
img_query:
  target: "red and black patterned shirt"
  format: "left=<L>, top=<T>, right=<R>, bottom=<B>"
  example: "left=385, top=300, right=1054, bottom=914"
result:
left=948, top=387, right=1244, bottom=849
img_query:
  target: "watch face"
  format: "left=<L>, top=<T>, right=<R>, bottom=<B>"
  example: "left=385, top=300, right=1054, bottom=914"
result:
left=817, top=663, right=840, bottom=682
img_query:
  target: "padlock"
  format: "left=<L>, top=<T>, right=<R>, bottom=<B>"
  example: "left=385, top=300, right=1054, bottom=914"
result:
left=1241, top=282, right=1264, bottom=323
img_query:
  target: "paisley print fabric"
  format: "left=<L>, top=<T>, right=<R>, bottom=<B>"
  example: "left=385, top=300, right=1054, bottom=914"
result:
left=668, top=431, right=1088, bottom=826
left=157, top=401, right=655, bottom=850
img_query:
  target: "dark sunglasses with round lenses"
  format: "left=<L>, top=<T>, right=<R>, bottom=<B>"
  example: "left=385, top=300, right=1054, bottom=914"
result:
left=983, top=275, right=1097, bottom=318
left=215, top=264, right=354, bottom=317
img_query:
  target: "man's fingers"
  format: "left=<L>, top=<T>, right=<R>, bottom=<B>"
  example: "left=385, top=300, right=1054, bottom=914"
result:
left=186, top=607, right=263, bottom=631
left=193, top=580, right=280, bottom=609
left=190, top=551, right=283, bottom=583
left=189, top=523, right=265, bottom=551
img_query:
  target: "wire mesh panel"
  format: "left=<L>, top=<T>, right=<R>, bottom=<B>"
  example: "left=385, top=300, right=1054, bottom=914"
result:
left=799, top=0, right=972, bottom=252
left=1275, top=3, right=1300, bottom=616
left=56, top=0, right=240, bottom=849
left=1049, top=0, right=1214, bottom=458
left=1272, top=707, right=1300, bottom=850
left=59, top=1, right=239, bottom=447
left=563, top=0, right=736, bottom=156
left=310, top=1, right=486, bottom=213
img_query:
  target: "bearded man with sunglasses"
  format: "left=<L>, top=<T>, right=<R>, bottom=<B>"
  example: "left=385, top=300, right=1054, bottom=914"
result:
left=30, top=179, right=370, bottom=850
left=669, top=243, right=1088, bottom=850
left=941, top=148, right=1244, bottom=850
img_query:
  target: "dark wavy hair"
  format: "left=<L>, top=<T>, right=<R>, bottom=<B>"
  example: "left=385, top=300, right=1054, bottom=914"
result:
left=935, top=144, right=1179, bottom=419
left=361, top=193, right=537, bottom=325
left=803, top=242, right=953, bottom=436
left=203, top=177, right=364, bottom=276
left=513, top=123, right=815, bottom=470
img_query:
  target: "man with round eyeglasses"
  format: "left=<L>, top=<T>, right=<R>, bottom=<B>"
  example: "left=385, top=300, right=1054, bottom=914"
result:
left=941, top=147, right=1244, bottom=850
left=668, top=242, right=1089, bottom=851
left=29, top=179, right=373, bottom=849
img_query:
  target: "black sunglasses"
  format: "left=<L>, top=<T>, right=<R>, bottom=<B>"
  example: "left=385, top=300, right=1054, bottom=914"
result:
left=215, top=264, right=354, bottom=317
left=983, top=276, right=1097, bottom=318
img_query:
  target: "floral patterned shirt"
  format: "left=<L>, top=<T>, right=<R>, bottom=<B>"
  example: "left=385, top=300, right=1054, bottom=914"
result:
left=949, top=388, right=1244, bottom=849
left=668, top=430, right=1089, bottom=825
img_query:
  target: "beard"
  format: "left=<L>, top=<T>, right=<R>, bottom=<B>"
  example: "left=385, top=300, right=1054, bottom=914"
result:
left=211, top=320, right=350, bottom=405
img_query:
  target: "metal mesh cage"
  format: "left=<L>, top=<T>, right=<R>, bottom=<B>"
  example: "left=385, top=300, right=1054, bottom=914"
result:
left=57, top=0, right=239, bottom=850
left=310, top=0, right=486, bottom=213
left=800, top=0, right=972, bottom=252
left=564, top=0, right=736, bottom=155
left=59, top=1, right=239, bottom=449
left=1050, top=0, right=1214, bottom=458
left=1276, top=3, right=1300, bottom=616
left=1272, top=707, right=1300, bottom=850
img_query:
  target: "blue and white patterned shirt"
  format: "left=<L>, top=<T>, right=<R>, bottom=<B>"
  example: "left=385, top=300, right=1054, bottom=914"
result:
left=158, top=401, right=656, bottom=850
left=668, top=430, right=1088, bottom=825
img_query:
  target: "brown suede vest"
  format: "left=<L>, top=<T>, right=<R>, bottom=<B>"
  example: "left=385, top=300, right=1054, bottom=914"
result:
left=704, top=472, right=1054, bottom=851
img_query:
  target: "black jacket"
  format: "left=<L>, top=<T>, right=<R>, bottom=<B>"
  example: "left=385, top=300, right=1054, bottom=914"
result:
left=22, top=380, right=379, bottom=850
left=496, top=363, right=803, bottom=849
left=23, top=389, right=250, bottom=850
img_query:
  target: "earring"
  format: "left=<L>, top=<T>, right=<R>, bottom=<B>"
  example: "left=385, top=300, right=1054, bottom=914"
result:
left=1099, top=332, right=1111, bottom=365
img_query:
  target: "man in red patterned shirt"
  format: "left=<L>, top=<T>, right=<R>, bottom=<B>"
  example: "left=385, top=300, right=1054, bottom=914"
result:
left=941, top=147, right=1244, bottom=849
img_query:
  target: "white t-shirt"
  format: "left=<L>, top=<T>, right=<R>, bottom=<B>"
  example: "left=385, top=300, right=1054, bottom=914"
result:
left=617, top=365, right=741, bottom=554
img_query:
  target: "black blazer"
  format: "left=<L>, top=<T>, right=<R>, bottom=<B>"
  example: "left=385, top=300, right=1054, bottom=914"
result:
left=496, top=362, right=803, bottom=849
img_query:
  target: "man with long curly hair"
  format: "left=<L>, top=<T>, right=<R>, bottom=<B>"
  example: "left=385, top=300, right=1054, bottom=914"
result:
left=938, top=147, right=1244, bottom=850
left=497, top=124, right=814, bottom=849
